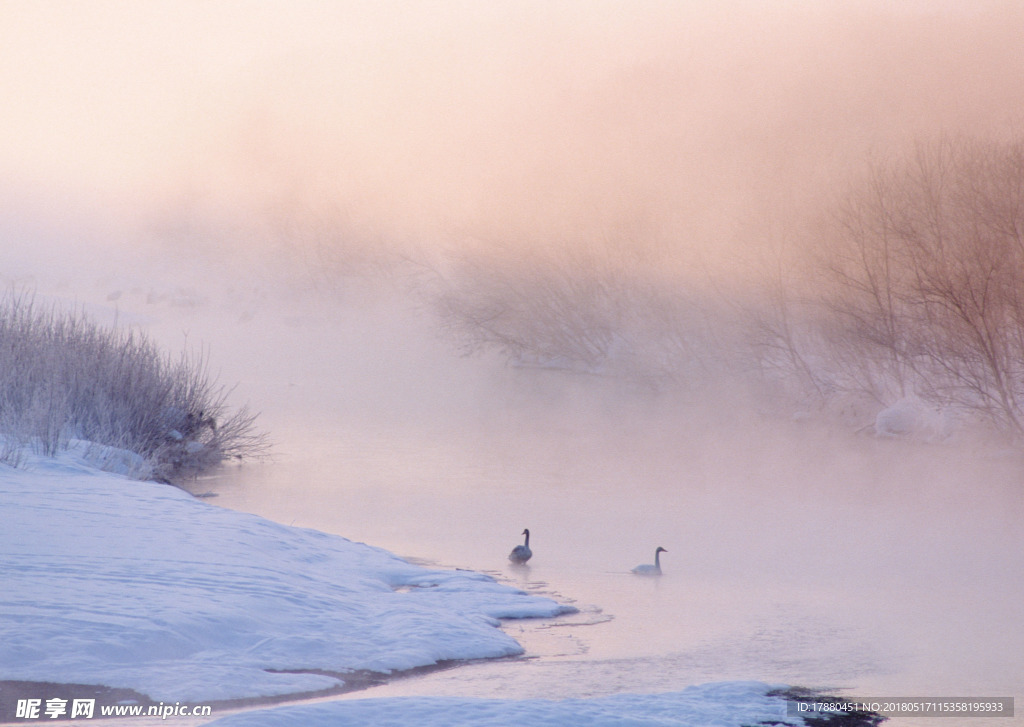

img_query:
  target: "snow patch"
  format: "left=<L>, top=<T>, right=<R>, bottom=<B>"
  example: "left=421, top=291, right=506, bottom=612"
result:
left=874, top=397, right=954, bottom=440
left=77, top=440, right=155, bottom=480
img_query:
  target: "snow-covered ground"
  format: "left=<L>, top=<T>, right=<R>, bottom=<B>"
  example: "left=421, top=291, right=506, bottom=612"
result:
left=0, top=443, right=574, bottom=703
left=206, top=682, right=808, bottom=727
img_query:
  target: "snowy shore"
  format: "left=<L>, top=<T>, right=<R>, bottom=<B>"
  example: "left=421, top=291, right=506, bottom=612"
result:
left=0, top=443, right=574, bottom=705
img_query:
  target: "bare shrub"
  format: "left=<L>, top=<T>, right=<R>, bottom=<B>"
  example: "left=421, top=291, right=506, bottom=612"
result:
left=0, top=292, right=268, bottom=480
left=433, top=244, right=620, bottom=370
left=428, top=238, right=720, bottom=387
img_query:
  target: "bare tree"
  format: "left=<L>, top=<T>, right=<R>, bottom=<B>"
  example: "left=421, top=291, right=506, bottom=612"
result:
left=816, top=135, right=1024, bottom=434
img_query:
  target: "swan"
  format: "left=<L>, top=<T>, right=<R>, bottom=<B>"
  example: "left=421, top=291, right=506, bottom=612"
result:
left=632, top=546, right=666, bottom=575
left=508, top=528, right=532, bottom=564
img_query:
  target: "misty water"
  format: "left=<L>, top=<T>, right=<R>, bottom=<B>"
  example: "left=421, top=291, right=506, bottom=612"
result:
left=176, top=301, right=1023, bottom=724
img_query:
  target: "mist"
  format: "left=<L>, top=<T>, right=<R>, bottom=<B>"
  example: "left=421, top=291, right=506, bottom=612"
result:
left=3, top=3, right=1021, bottom=383
left=2, top=0, right=1024, bottom=466
left=6, top=1, right=1024, bottom=273
left=3, top=0, right=1024, bottom=456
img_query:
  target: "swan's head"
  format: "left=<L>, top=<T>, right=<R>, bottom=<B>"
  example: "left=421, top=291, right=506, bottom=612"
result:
left=656, top=546, right=667, bottom=554
left=522, top=528, right=530, bottom=536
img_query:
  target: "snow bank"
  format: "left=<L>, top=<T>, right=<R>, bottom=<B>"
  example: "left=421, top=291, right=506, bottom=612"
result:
left=0, top=444, right=574, bottom=702
left=206, top=682, right=804, bottom=727
left=874, top=397, right=954, bottom=440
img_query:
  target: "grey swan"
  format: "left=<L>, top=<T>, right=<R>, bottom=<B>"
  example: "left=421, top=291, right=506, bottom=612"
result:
left=508, top=528, right=532, bottom=564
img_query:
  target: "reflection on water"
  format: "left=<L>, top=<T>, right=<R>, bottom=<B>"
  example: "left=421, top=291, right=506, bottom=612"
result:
left=204, top=400, right=1024, bottom=723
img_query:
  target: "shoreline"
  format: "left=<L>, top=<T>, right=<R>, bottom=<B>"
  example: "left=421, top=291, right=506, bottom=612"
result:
left=0, top=657, right=517, bottom=724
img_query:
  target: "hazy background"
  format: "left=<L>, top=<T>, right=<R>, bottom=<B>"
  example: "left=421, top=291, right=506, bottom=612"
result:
left=3, top=1, right=1024, bottom=474
left=5, top=0, right=1024, bottom=298
left=3, top=0, right=1024, bottom=461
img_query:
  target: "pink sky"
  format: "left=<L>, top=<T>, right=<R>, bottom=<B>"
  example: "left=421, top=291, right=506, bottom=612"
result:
left=3, top=1, right=1024, bottom=276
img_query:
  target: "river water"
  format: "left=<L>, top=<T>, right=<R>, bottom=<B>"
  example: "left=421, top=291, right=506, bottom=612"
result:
left=168, top=301, right=1022, bottom=725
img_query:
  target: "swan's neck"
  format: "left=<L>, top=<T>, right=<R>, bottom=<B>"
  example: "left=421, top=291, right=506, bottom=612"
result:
left=523, top=531, right=530, bottom=547
left=654, top=550, right=661, bottom=568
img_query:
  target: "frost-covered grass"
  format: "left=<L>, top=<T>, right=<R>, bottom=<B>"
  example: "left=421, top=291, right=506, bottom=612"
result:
left=0, top=444, right=575, bottom=703
left=0, top=293, right=266, bottom=481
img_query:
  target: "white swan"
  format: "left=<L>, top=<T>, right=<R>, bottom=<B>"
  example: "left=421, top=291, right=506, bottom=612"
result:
left=508, top=528, right=532, bottom=564
left=632, top=546, right=666, bottom=575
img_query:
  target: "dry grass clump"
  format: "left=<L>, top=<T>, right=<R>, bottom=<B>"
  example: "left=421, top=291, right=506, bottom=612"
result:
left=0, top=293, right=267, bottom=481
